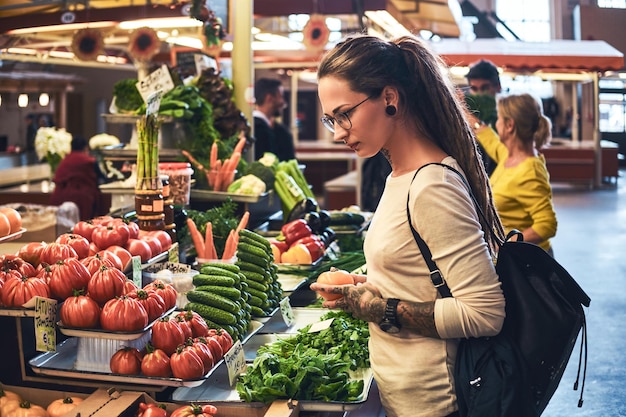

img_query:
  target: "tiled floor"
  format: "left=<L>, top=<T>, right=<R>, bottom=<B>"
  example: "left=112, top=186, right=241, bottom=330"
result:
left=541, top=174, right=626, bottom=416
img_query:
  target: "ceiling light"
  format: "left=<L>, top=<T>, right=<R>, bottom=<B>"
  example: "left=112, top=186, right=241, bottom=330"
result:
left=39, top=93, right=50, bottom=107
left=119, top=18, right=202, bottom=30
left=8, top=21, right=117, bottom=35
left=166, top=36, right=204, bottom=49
left=18, top=94, right=28, bottom=108
left=365, top=10, right=412, bottom=38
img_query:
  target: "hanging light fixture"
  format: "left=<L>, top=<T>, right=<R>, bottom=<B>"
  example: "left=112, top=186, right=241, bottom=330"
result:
left=39, top=93, right=50, bottom=107
left=18, top=94, right=28, bottom=108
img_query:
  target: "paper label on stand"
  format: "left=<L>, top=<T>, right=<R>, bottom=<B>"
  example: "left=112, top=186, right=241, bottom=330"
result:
left=136, top=64, right=175, bottom=103
left=168, top=242, right=180, bottom=263
left=132, top=256, right=142, bottom=287
left=224, top=340, right=246, bottom=386
left=279, top=297, right=295, bottom=327
left=34, top=296, right=57, bottom=352
left=145, top=90, right=163, bottom=116
left=195, top=54, right=218, bottom=75
left=308, top=318, right=334, bottom=333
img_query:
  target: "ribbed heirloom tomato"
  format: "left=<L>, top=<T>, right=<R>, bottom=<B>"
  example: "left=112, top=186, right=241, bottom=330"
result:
left=81, top=254, right=118, bottom=275
left=49, top=258, right=91, bottom=300
left=91, top=222, right=130, bottom=249
left=60, top=291, right=100, bottom=328
left=144, top=279, right=177, bottom=310
left=55, top=233, right=90, bottom=259
left=87, top=265, right=126, bottom=306
left=100, top=295, right=148, bottom=332
left=1, top=275, right=50, bottom=307
left=110, top=347, right=143, bottom=375
left=170, top=404, right=217, bottom=417
left=151, top=316, right=186, bottom=356
left=39, top=242, right=78, bottom=265
left=141, top=343, right=172, bottom=377
left=175, top=310, right=210, bottom=338
left=170, top=345, right=205, bottom=380
left=128, top=289, right=166, bottom=322
left=17, top=241, right=47, bottom=267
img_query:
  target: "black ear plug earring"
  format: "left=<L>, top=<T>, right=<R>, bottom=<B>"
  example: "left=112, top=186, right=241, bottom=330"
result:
left=385, top=105, right=397, bottom=116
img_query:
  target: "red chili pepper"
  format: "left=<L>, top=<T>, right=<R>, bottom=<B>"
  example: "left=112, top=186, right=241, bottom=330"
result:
left=281, top=219, right=312, bottom=245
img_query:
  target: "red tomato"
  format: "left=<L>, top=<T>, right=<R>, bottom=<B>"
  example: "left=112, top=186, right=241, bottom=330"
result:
left=170, top=404, right=218, bottom=417
left=55, top=233, right=90, bottom=259
left=87, top=265, right=127, bottom=306
left=1, top=275, right=50, bottom=307
left=126, top=220, right=140, bottom=240
left=1, top=268, right=22, bottom=285
left=104, top=245, right=133, bottom=272
left=143, top=279, right=177, bottom=310
left=137, top=403, right=168, bottom=417
left=209, top=328, right=234, bottom=354
left=195, top=336, right=223, bottom=362
left=0, top=254, right=37, bottom=276
left=35, top=263, right=55, bottom=284
left=125, top=238, right=153, bottom=263
left=81, top=254, right=117, bottom=276
left=49, top=258, right=91, bottom=300
left=60, top=292, right=100, bottom=328
left=16, top=241, right=47, bottom=267
left=147, top=230, right=172, bottom=252
left=174, top=315, right=193, bottom=340
left=127, top=289, right=166, bottom=322
left=72, top=220, right=98, bottom=241
left=92, top=223, right=130, bottom=249
left=110, top=347, right=143, bottom=375
left=141, top=344, right=172, bottom=377
left=170, top=345, right=205, bottom=380
left=176, top=310, right=210, bottom=338
left=95, top=250, right=123, bottom=271
left=151, top=316, right=186, bottom=356
left=100, top=295, right=149, bottom=332
left=122, top=279, right=139, bottom=295
left=142, top=236, right=163, bottom=259
left=39, top=243, right=78, bottom=266
left=187, top=338, right=215, bottom=374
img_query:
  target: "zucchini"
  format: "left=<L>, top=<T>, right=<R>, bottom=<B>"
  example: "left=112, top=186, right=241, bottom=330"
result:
left=200, top=262, right=241, bottom=274
left=186, top=302, right=237, bottom=325
left=238, top=229, right=271, bottom=249
left=199, top=265, right=240, bottom=280
left=193, top=274, right=236, bottom=287
left=187, top=290, right=240, bottom=314
left=193, top=285, right=242, bottom=301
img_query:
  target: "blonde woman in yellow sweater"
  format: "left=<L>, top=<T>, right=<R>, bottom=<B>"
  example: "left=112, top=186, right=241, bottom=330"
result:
left=474, top=93, right=557, bottom=254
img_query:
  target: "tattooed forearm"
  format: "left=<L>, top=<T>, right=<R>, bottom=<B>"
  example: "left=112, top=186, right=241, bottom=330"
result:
left=397, top=301, right=440, bottom=338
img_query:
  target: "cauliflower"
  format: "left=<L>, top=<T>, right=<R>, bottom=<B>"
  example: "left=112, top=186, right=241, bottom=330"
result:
left=227, top=175, right=266, bottom=195
left=258, top=152, right=279, bottom=170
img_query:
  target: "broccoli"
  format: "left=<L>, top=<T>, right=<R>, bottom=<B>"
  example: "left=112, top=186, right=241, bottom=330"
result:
left=112, top=78, right=143, bottom=113
left=245, top=161, right=275, bottom=190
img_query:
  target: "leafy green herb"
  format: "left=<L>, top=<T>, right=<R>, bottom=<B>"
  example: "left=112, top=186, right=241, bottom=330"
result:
left=178, top=199, right=239, bottom=257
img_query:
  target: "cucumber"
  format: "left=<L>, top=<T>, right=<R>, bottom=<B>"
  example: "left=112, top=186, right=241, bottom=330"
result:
left=248, top=295, right=263, bottom=307
left=238, top=229, right=271, bottom=249
left=193, top=285, right=242, bottom=301
left=238, top=235, right=268, bottom=252
left=193, top=274, right=236, bottom=287
left=238, top=242, right=271, bottom=260
left=199, top=265, right=240, bottom=280
left=186, top=290, right=240, bottom=314
left=250, top=306, right=265, bottom=317
left=199, top=262, right=241, bottom=274
left=236, top=260, right=268, bottom=276
left=237, top=251, right=270, bottom=268
left=242, top=270, right=270, bottom=284
left=247, top=286, right=269, bottom=302
left=186, top=302, right=234, bottom=327
left=245, top=278, right=269, bottom=292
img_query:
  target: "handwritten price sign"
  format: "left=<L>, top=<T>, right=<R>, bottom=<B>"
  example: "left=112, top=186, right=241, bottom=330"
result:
left=136, top=64, right=175, bottom=103
left=35, top=296, right=57, bottom=352
left=224, top=340, right=246, bottom=386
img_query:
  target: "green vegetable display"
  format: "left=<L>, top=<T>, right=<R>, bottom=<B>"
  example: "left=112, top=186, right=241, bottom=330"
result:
left=244, top=161, right=275, bottom=190
left=112, top=78, right=143, bottom=113
left=227, top=174, right=266, bottom=195
left=236, top=310, right=369, bottom=404
left=179, top=200, right=239, bottom=257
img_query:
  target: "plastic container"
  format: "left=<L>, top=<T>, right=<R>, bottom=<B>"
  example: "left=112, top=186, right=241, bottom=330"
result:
left=74, top=331, right=151, bottom=373
left=142, top=262, right=199, bottom=308
left=159, top=162, right=194, bottom=207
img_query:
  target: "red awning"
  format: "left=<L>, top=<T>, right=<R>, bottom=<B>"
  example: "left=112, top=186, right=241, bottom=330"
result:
left=431, top=39, right=624, bottom=72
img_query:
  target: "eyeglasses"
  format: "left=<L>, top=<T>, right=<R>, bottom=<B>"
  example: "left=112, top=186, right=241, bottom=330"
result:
left=320, top=96, right=372, bottom=133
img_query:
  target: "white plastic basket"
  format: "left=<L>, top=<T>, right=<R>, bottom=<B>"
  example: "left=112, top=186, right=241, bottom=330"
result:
left=74, top=331, right=151, bottom=373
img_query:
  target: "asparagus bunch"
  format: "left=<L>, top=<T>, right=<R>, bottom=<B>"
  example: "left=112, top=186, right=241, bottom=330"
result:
left=136, top=114, right=161, bottom=189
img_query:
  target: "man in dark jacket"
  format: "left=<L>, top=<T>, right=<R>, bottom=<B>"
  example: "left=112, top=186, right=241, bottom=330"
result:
left=253, top=78, right=296, bottom=161
left=50, top=136, right=107, bottom=220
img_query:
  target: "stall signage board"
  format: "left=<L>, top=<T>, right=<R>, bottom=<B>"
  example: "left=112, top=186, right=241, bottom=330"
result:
left=279, top=297, right=295, bottom=327
left=168, top=242, right=180, bottom=263
left=136, top=64, right=175, bottom=103
left=224, top=340, right=246, bottom=386
left=34, top=296, right=57, bottom=352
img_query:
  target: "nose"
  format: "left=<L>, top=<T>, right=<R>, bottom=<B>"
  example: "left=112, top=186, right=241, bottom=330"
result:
left=333, top=127, right=348, bottom=144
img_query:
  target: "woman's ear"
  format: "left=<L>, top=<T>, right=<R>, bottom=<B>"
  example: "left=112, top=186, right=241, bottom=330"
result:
left=382, top=86, right=399, bottom=107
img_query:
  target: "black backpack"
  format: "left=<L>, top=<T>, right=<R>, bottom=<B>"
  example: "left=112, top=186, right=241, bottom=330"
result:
left=407, top=165, right=591, bottom=417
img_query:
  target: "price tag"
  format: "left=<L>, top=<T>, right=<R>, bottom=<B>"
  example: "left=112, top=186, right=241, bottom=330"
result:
left=195, top=54, right=218, bottom=75
left=145, top=90, right=163, bottom=116
left=279, top=297, right=295, bottom=327
left=308, top=318, right=334, bottom=333
left=34, top=296, right=57, bottom=352
left=136, top=64, right=175, bottom=103
left=168, top=242, right=180, bottom=263
left=224, top=340, right=246, bottom=386
left=132, top=255, right=143, bottom=287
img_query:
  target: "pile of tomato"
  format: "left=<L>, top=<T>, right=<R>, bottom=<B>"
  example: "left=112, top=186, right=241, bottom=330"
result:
left=110, top=310, right=234, bottom=380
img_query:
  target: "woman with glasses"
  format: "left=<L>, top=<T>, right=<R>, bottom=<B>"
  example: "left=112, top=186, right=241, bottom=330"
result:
left=310, top=34, right=505, bottom=417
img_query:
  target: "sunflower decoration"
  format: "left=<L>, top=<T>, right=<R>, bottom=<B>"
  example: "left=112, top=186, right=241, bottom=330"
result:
left=190, top=0, right=225, bottom=48
left=127, top=27, right=161, bottom=62
left=302, top=14, right=330, bottom=52
left=71, top=28, right=104, bottom=61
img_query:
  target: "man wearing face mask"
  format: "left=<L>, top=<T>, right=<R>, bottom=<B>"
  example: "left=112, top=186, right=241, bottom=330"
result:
left=465, top=59, right=502, bottom=177
left=253, top=78, right=296, bottom=162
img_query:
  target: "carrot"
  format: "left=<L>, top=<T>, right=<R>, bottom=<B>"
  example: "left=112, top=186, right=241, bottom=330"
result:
left=211, top=160, right=222, bottom=191
left=210, top=142, right=218, bottom=170
left=236, top=211, right=250, bottom=233
left=222, top=229, right=238, bottom=260
left=186, top=218, right=205, bottom=259
left=234, top=136, right=247, bottom=154
left=204, top=222, right=217, bottom=259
